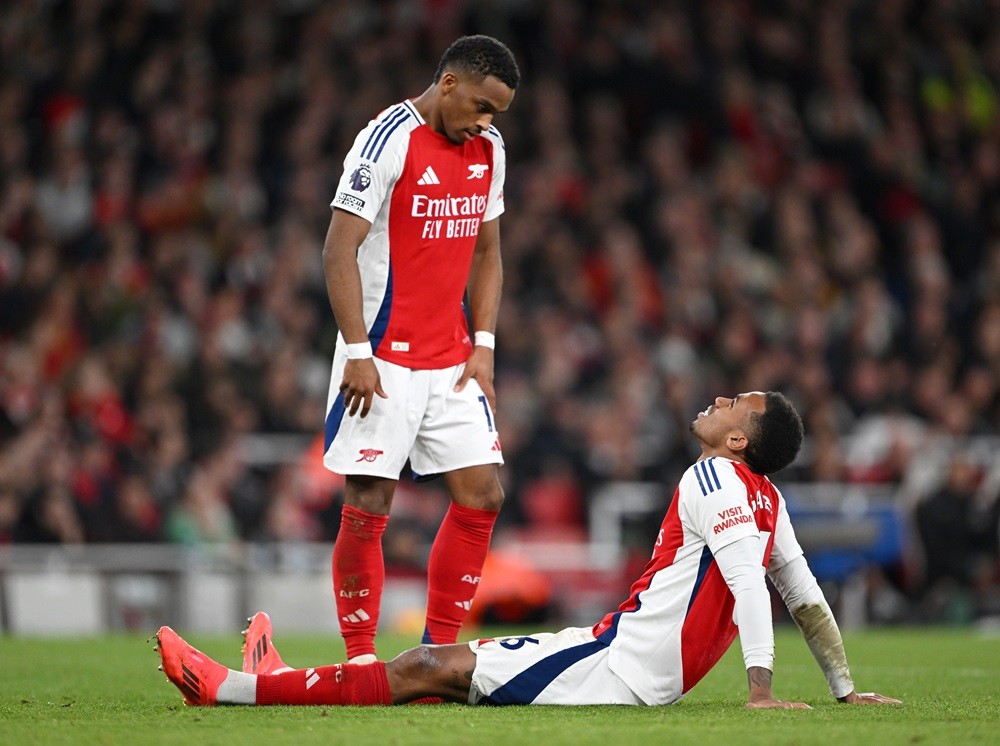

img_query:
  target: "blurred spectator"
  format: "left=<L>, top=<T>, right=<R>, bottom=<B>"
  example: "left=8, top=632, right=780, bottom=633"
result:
left=165, top=466, right=238, bottom=550
left=915, top=454, right=999, bottom=621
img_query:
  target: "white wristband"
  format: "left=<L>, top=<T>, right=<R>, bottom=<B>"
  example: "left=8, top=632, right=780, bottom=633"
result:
left=345, top=341, right=373, bottom=360
left=474, top=331, right=495, bottom=349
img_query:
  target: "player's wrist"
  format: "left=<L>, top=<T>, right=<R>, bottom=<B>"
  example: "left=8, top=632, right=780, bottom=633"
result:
left=746, top=665, right=774, bottom=702
left=474, top=331, right=495, bottom=349
left=345, top=341, right=373, bottom=360
left=836, top=690, right=857, bottom=703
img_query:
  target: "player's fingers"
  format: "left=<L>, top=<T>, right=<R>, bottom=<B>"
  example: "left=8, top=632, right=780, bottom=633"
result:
left=789, top=702, right=812, bottom=709
left=346, top=391, right=361, bottom=417
left=858, top=693, right=901, bottom=704
left=375, top=380, right=389, bottom=399
left=454, top=369, right=473, bottom=392
left=359, top=392, right=374, bottom=418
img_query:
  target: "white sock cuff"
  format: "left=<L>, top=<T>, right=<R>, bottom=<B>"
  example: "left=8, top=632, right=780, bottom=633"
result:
left=216, top=670, right=257, bottom=704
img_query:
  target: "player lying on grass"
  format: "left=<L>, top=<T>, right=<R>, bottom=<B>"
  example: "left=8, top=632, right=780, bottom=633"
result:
left=154, top=391, right=900, bottom=709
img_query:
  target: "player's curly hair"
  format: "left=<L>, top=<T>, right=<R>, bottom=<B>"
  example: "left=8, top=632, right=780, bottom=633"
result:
left=742, top=392, right=804, bottom=475
left=434, top=35, right=520, bottom=90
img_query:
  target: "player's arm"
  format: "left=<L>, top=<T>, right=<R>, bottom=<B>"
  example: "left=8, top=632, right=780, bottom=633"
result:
left=455, top=217, right=502, bottom=412
left=323, top=209, right=387, bottom=417
left=713, top=536, right=811, bottom=710
left=767, top=502, right=900, bottom=705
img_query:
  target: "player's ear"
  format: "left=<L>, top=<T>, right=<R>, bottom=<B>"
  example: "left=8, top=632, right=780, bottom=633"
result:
left=439, top=71, right=459, bottom=94
left=726, top=429, right=749, bottom=455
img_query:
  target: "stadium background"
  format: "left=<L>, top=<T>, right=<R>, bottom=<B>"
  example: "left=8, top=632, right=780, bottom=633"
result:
left=0, top=0, right=998, bottom=634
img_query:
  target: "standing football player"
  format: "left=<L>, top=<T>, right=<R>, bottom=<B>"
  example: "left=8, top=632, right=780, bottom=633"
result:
left=318, top=36, right=518, bottom=663
left=156, top=391, right=900, bottom=709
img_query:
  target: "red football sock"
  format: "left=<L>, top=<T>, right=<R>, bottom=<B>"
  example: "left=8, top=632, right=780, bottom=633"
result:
left=423, top=503, right=499, bottom=644
left=255, top=662, right=392, bottom=706
left=332, top=505, right=389, bottom=659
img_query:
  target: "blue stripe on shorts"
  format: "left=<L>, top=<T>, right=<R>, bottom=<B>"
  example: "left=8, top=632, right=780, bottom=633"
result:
left=323, top=391, right=347, bottom=452
left=480, top=640, right=607, bottom=705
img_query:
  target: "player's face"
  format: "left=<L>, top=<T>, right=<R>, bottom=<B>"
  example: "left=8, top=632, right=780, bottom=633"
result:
left=690, top=391, right=766, bottom=447
left=438, top=72, right=515, bottom=145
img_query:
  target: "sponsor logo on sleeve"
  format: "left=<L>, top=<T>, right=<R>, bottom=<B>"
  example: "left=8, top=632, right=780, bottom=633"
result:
left=712, top=505, right=755, bottom=534
left=349, top=164, right=372, bottom=191
left=334, top=192, right=365, bottom=210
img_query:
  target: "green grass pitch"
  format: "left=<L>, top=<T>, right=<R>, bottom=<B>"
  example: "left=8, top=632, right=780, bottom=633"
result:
left=1, top=626, right=997, bottom=745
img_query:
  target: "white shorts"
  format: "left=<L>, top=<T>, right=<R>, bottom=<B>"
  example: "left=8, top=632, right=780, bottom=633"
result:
left=468, top=627, right=644, bottom=706
left=323, top=352, right=503, bottom=480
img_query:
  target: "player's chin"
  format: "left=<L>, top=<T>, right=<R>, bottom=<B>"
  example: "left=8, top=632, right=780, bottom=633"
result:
left=448, top=129, right=475, bottom=144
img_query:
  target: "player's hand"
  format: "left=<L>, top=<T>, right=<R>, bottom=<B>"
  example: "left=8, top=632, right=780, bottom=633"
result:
left=340, top=358, right=388, bottom=417
left=455, top=346, right=496, bottom=413
left=837, top=691, right=901, bottom=705
left=745, top=698, right=812, bottom=710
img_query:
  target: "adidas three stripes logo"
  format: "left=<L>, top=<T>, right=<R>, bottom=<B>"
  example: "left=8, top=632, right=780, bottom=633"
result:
left=341, top=608, right=371, bottom=624
left=417, top=166, right=440, bottom=185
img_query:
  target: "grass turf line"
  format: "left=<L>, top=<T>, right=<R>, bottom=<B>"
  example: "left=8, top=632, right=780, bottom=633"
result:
left=0, top=627, right=997, bottom=745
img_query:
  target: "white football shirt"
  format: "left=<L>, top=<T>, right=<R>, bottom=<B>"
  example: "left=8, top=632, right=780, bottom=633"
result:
left=592, top=457, right=804, bottom=704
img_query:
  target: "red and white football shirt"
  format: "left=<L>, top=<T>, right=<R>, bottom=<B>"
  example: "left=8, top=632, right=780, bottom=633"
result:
left=330, top=99, right=505, bottom=370
left=591, top=457, right=804, bottom=705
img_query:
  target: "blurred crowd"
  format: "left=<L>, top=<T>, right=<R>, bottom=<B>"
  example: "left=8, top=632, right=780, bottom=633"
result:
left=1, top=0, right=999, bottom=621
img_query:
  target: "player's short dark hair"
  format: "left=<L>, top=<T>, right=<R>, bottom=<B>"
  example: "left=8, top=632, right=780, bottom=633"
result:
left=434, top=35, right=520, bottom=90
left=742, top=392, right=804, bottom=475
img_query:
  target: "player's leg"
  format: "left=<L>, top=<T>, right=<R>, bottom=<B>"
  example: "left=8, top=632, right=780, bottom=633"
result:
left=413, top=367, right=504, bottom=645
left=257, top=644, right=477, bottom=705
left=324, top=356, right=419, bottom=661
left=423, top=464, right=503, bottom=644
left=333, top=474, right=395, bottom=662
left=384, top=644, right=479, bottom=703
left=155, top=626, right=476, bottom=706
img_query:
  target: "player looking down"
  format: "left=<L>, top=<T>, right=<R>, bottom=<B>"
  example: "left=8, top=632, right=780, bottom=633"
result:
left=321, top=35, right=518, bottom=662
left=155, top=391, right=899, bottom=709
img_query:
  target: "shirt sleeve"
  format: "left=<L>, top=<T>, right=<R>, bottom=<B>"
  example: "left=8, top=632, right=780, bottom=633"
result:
left=714, top=535, right=774, bottom=671
left=767, top=490, right=805, bottom=572
left=330, top=111, right=406, bottom=224
left=769, top=555, right=855, bottom=698
left=680, top=459, right=759, bottom=555
left=482, top=128, right=506, bottom=222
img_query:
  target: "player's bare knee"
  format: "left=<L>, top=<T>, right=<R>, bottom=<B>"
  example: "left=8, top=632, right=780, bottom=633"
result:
left=459, top=476, right=504, bottom=511
left=391, top=645, right=447, bottom=681
left=345, top=477, right=394, bottom=514
left=470, top=480, right=504, bottom=511
left=348, top=494, right=392, bottom=514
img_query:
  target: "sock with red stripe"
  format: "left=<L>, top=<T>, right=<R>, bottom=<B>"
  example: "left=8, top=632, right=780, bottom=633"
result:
left=423, top=503, right=499, bottom=644
left=255, top=662, right=392, bottom=706
left=332, top=505, right=389, bottom=659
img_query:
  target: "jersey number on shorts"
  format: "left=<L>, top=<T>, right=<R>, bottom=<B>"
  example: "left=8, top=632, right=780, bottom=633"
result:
left=499, top=636, right=539, bottom=650
left=478, top=395, right=494, bottom=432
